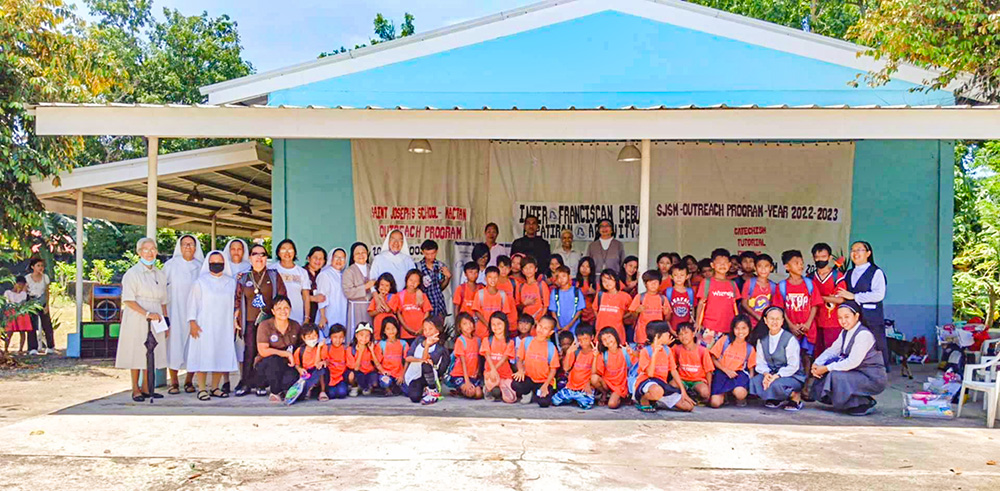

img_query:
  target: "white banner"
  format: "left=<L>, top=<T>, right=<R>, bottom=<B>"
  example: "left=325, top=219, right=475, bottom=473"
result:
left=512, top=202, right=640, bottom=242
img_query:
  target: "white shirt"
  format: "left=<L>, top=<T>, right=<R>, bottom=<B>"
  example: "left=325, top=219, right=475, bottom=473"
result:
left=369, top=250, right=416, bottom=292
left=756, top=332, right=801, bottom=378
left=850, top=262, right=886, bottom=305
left=317, top=267, right=348, bottom=328
left=814, top=324, right=876, bottom=372
left=25, top=274, right=50, bottom=300
left=487, top=243, right=509, bottom=267
left=404, top=342, right=440, bottom=384
left=4, top=289, right=27, bottom=304
left=268, top=263, right=310, bottom=323
left=599, top=238, right=612, bottom=250
left=556, top=248, right=582, bottom=271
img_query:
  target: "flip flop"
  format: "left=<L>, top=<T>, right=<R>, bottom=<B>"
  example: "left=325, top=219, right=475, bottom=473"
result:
left=636, top=404, right=656, bottom=413
left=132, top=393, right=146, bottom=402
left=197, top=390, right=211, bottom=401
left=167, top=385, right=180, bottom=395
left=210, top=388, right=229, bottom=398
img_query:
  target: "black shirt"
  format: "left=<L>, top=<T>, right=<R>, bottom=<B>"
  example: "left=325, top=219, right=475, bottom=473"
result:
left=510, top=235, right=552, bottom=275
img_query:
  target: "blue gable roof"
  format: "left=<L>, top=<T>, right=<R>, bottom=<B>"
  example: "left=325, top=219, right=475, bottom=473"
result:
left=268, top=10, right=953, bottom=109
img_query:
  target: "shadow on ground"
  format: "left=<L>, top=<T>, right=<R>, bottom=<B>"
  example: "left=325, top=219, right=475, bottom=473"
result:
left=0, top=353, right=115, bottom=381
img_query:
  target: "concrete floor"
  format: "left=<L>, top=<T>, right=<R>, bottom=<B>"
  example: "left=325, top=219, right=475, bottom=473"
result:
left=1, top=357, right=999, bottom=490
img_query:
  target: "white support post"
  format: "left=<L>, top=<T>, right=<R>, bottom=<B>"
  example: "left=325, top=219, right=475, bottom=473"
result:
left=210, top=214, right=217, bottom=250
left=146, top=136, right=158, bottom=238
left=75, top=191, right=84, bottom=328
left=638, top=139, right=651, bottom=293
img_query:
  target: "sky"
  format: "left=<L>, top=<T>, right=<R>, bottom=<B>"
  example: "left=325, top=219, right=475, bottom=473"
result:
left=70, top=0, right=535, bottom=73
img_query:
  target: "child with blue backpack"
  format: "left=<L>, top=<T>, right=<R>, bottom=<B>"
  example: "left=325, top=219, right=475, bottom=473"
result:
left=549, top=265, right=586, bottom=334
left=593, top=326, right=637, bottom=409
left=709, top=314, right=756, bottom=408
left=375, top=317, right=408, bottom=396
left=664, top=264, right=695, bottom=335
left=635, top=321, right=695, bottom=413
left=551, top=323, right=599, bottom=409
left=741, top=254, right=780, bottom=323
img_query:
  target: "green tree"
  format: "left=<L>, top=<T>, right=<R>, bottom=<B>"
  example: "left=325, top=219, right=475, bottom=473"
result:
left=689, top=0, right=872, bottom=40
left=320, top=12, right=416, bottom=58
left=953, top=142, right=1000, bottom=322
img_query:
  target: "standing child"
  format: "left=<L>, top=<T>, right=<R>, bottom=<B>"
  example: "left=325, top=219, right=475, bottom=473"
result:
left=348, top=324, right=383, bottom=396
left=741, top=254, right=780, bottom=323
left=403, top=316, right=449, bottom=405
left=629, top=270, right=667, bottom=346
left=393, top=269, right=432, bottom=341
left=709, top=315, right=756, bottom=408
left=473, top=266, right=517, bottom=339
left=375, top=317, right=408, bottom=395
left=594, top=269, right=633, bottom=344
left=695, top=248, right=741, bottom=346
left=452, top=262, right=482, bottom=317
left=656, top=253, right=673, bottom=293
left=549, top=265, right=586, bottom=334
left=619, top=256, right=640, bottom=296
left=3, top=276, right=32, bottom=353
left=510, top=253, right=527, bottom=284
left=496, top=256, right=518, bottom=299
left=635, top=321, right=694, bottom=413
left=810, top=242, right=845, bottom=355
left=551, top=323, right=599, bottom=410
left=670, top=322, right=714, bottom=403
left=480, top=312, right=517, bottom=403
left=367, top=273, right=397, bottom=340
left=324, top=325, right=351, bottom=399
left=417, top=240, right=451, bottom=319
left=448, top=312, right=483, bottom=399
left=575, top=258, right=598, bottom=325
left=593, top=327, right=633, bottom=409
left=664, top=264, right=696, bottom=334
left=546, top=256, right=565, bottom=289
left=513, top=314, right=560, bottom=407
left=291, top=324, right=330, bottom=402
left=735, top=251, right=758, bottom=293
left=517, top=256, right=550, bottom=323
left=778, top=250, right=823, bottom=389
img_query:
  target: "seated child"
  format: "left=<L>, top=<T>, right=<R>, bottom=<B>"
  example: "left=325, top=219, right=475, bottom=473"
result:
left=635, top=321, right=695, bottom=413
left=2, top=276, right=32, bottom=353
left=453, top=261, right=482, bottom=316
left=448, top=312, right=483, bottom=399
left=375, top=317, right=409, bottom=395
left=555, top=330, right=575, bottom=391
left=480, top=312, right=517, bottom=403
left=629, top=270, right=667, bottom=346
left=671, top=322, right=714, bottom=402
left=291, top=323, right=330, bottom=402
left=551, top=323, right=599, bottom=410
left=513, top=314, right=560, bottom=407
left=324, top=324, right=350, bottom=399
left=473, top=266, right=517, bottom=339
left=348, top=323, right=384, bottom=396
left=593, top=327, right=634, bottom=409
left=403, top=316, right=450, bottom=405
left=710, top=315, right=757, bottom=408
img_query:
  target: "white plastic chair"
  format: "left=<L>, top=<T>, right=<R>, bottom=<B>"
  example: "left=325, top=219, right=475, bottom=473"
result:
left=974, top=338, right=1000, bottom=365
left=957, top=355, right=1000, bottom=428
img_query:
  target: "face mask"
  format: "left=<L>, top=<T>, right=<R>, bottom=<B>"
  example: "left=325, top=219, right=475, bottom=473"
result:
left=814, top=260, right=829, bottom=269
left=139, top=257, right=156, bottom=266
left=305, top=339, right=318, bottom=348
left=209, top=263, right=225, bottom=274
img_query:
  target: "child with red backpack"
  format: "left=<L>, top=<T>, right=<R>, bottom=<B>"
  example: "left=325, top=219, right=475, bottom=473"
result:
left=695, top=248, right=741, bottom=347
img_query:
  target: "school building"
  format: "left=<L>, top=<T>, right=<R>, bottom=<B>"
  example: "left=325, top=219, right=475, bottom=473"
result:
left=30, top=0, right=1000, bottom=356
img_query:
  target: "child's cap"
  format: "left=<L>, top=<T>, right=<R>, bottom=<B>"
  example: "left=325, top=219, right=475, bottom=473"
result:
left=355, top=323, right=374, bottom=335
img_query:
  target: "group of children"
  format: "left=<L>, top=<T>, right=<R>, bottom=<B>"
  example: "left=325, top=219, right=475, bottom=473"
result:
left=282, top=242, right=848, bottom=412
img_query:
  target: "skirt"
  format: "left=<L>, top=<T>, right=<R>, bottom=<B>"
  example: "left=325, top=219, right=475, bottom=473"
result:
left=750, top=372, right=805, bottom=401
left=5, top=313, right=32, bottom=332
left=811, top=366, right=888, bottom=411
left=710, top=369, right=750, bottom=395
left=115, top=311, right=167, bottom=370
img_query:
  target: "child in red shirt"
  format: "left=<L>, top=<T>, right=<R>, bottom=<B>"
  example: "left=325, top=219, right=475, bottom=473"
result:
left=551, top=323, right=599, bottom=410
left=348, top=324, right=384, bottom=396
left=695, top=248, right=741, bottom=344
left=473, top=266, right=517, bottom=339
left=594, top=269, right=633, bottom=344
left=375, top=317, right=408, bottom=396
left=452, top=262, right=482, bottom=316
left=367, top=273, right=397, bottom=340
left=291, top=324, right=330, bottom=403
left=709, top=315, right=756, bottom=408
left=664, top=264, right=695, bottom=333
left=778, top=250, right=823, bottom=378
left=517, top=256, right=550, bottom=323
left=594, top=326, right=634, bottom=409
left=513, top=314, right=559, bottom=406
left=741, top=254, right=781, bottom=323
left=323, top=325, right=350, bottom=399
left=480, top=312, right=516, bottom=403
left=670, top=322, right=714, bottom=402
left=635, top=321, right=694, bottom=413
left=448, top=312, right=483, bottom=399
left=393, top=269, right=432, bottom=340
left=629, top=270, right=667, bottom=346
left=810, top=242, right=846, bottom=355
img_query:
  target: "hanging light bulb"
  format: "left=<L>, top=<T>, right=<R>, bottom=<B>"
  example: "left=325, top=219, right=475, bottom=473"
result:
left=186, top=185, right=203, bottom=203
left=239, top=198, right=253, bottom=216
left=51, top=176, right=62, bottom=188
left=407, top=139, right=432, bottom=154
left=617, top=141, right=641, bottom=162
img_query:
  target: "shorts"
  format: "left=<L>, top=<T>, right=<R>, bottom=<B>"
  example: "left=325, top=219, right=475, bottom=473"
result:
left=681, top=379, right=706, bottom=391
left=635, top=378, right=682, bottom=408
left=710, top=369, right=750, bottom=395
left=448, top=376, right=483, bottom=388
left=800, top=337, right=815, bottom=357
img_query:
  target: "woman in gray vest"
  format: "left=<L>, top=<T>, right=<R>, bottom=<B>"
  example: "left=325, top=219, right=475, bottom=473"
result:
left=810, top=301, right=888, bottom=416
left=750, top=306, right=806, bottom=411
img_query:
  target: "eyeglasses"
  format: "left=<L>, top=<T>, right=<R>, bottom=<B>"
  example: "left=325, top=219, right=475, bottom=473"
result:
left=250, top=252, right=267, bottom=257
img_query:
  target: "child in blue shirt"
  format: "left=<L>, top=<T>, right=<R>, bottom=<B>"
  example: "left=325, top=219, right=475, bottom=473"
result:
left=548, top=265, right=585, bottom=334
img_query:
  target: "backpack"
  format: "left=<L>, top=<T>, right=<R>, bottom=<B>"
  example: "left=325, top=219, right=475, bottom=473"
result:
left=523, top=336, right=557, bottom=366
left=553, top=285, right=582, bottom=320
left=664, top=287, right=696, bottom=309
left=476, top=288, right=508, bottom=313
left=638, top=291, right=667, bottom=312
left=778, top=278, right=814, bottom=299
left=720, top=336, right=753, bottom=370
left=701, top=277, right=740, bottom=315
left=445, top=336, right=476, bottom=383
left=603, top=348, right=639, bottom=395
left=378, top=339, right=408, bottom=358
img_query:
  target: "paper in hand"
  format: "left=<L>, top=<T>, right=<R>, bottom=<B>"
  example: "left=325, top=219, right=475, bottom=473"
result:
left=152, top=318, right=169, bottom=334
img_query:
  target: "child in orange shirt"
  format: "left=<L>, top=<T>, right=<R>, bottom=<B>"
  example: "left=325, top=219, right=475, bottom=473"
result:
left=709, top=315, right=756, bottom=408
left=629, top=270, right=667, bottom=346
left=348, top=324, right=384, bottom=396
left=480, top=312, right=517, bottom=403
left=367, top=273, right=397, bottom=340
left=671, top=322, right=714, bottom=402
left=514, top=313, right=535, bottom=352
left=452, top=262, right=481, bottom=316
left=392, top=269, right=432, bottom=340
left=594, top=268, right=633, bottom=344
left=375, top=317, right=408, bottom=396
left=473, top=266, right=516, bottom=338
left=517, top=256, right=550, bottom=323
left=636, top=321, right=694, bottom=413
left=448, top=312, right=483, bottom=399
left=593, top=326, right=634, bottom=409
left=324, top=324, right=350, bottom=399
left=513, top=314, right=560, bottom=407
left=291, top=324, right=330, bottom=403
left=496, top=255, right=518, bottom=298
left=551, top=323, right=598, bottom=409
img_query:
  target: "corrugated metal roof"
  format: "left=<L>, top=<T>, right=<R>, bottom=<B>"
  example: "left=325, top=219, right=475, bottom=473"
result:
left=34, top=102, right=1000, bottom=110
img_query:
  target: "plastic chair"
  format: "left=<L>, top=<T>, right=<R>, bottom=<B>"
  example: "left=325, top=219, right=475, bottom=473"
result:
left=957, top=355, right=1000, bottom=428
left=974, top=338, right=1000, bottom=365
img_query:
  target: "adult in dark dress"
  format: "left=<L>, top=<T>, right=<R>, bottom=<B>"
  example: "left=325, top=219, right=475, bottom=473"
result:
left=836, top=241, right=890, bottom=370
left=810, top=301, right=888, bottom=416
left=510, top=214, right=552, bottom=276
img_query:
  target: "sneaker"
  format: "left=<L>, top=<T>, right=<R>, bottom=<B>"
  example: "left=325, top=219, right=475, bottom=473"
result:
left=349, top=386, right=360, bottom=397
left=421, top=389, right=441, bottom=405
left=361, top=389, right=372, bottom=396
left=784, top=400, right=804, bottom=412
left=763, top=400, right=781, bottom=409
left=28, top=350, right=38, bottom=356
left=847, top=400, right=877, bottom=416
left=520, top=392, right=533, bottom=404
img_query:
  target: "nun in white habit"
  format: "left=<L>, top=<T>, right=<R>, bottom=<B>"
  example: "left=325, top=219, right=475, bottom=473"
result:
left=223, top=239, right=251, bottom=276
left=316, top=247, right=348, bottom=337
left=369, top=230, right=415, bottom=292
left=185, top=251, right=239, bottom=401
left=163, top=234, right=204, bottom=394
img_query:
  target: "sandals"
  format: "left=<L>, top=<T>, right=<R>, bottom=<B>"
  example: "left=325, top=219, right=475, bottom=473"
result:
left=184, top=383, right=196, bottom=394
left=197, top=390, right=211, bottom=401
left=636, top=404, right=656, bottom=413
left=131, top=393, right=146, bottom=402
left=167, top=385, right=180, bottom=395
left=210, top=388, right=229, bottom=398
